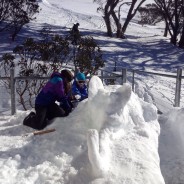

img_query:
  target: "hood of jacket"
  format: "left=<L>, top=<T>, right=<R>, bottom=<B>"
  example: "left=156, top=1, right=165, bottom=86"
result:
left=50, top=72, right=62, bottom=79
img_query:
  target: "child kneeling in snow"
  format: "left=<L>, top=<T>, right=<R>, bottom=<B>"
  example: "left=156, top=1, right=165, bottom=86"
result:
left=23, top=70, right=74, bottom=130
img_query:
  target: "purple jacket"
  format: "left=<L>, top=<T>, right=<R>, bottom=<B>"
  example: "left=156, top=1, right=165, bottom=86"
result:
left=35, top=72, right=66, bottom=106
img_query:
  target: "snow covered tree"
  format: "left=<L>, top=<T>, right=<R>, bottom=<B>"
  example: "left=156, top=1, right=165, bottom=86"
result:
left=0, top=0, right=39, bottom=41
left=138, top=4, right=164, bottom=25
left=94, top=0, right=146, bottom=38
left=0, top=35, right=68, bottom=110
left=154, top=0, right=184, bottom=45
left=178, top=1, right=184, bottom=48
left=75, top=36, right=105, bottom=75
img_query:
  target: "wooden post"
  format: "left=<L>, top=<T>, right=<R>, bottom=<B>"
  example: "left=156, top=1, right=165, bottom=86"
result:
left=23, top=128, right=56, bottom=137
left=122, top=68, right=127, bottom=85
left=33, top=128, right=56, bottom=136
left=10, top=68, right=16, bottom=115
left=174, top=68, right=182, bottom=107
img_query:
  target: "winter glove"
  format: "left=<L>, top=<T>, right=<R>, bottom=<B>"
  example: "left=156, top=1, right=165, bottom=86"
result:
left=75, top=94, right=81, bottom=100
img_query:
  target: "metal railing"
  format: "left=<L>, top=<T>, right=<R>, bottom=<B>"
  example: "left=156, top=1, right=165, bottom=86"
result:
left=127, top=68, right=182, bottom=107
left=99, top=68, right=183, bottom=107
left=0, top=68, right=183, bottom=115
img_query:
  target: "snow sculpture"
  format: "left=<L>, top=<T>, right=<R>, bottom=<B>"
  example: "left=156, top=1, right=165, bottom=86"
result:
left=87, top=76, right=132, bottom=178
left=87, top=129, right=111, bottom=177
left=88, top=76, right=104, bottom=100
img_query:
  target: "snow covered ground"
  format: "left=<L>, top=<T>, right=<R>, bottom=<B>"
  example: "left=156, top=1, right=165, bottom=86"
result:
left=0, top=0, right=184, bottom=183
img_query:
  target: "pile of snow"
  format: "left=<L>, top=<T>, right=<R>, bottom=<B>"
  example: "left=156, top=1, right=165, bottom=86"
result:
left=159, top=108, right=184, bottom=184
left=0, top=76, right=164, bottom=184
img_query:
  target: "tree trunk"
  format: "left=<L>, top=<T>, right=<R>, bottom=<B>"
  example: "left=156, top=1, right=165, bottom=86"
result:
left=178, top=31, right=184, bottom=48
left=170, top=35, right=177, bottom=45
left=163, top=19, right=168, bottom=37
left=170, top=16, right=179, bottom=45
left=111, top=10, right=122, bottom=38
left=122, top=14, right=133, bottom=38
left=121, top=0, right=145, bottom=38
left=103, top=0, right=114, bottom=37
left=178, top=18, right=184, bottom=48
left=103, top=15, right=113, bottom=37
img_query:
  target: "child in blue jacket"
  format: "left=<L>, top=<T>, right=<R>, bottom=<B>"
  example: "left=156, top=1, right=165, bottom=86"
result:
left=71, top=72, right=88, bottom=102
left=23, top=69, right=74, bottom=130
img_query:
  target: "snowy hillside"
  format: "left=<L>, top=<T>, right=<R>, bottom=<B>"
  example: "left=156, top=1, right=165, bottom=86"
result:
left=0, top=0, right=184, bottom=184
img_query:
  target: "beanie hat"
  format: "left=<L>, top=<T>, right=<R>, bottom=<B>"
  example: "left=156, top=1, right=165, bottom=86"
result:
left=76, top=72, right=86, bottom=81
left=61, top=69, right=74, bottom=82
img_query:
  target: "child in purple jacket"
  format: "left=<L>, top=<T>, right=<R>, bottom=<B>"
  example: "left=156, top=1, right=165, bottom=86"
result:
left=23, top=69, right=74, bottom=130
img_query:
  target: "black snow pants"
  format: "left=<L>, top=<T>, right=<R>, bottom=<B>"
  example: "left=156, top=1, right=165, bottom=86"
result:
left=23, top=103, right=66, bottom=130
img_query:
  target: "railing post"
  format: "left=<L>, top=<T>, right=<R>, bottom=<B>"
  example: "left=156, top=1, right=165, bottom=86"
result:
left=101, top=70, right=104, bottom=83
left=132, top=70, right=135, bottom=92
left=10, top=68, right=16, bottom=115
left=174, top=68, right=182, bottom=107
left=114, top=60, right=117, bottom=71
left=122, top=68, right=127, bottom=85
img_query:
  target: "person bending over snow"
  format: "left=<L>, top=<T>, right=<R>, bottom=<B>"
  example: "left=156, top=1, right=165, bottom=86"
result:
left=23, top=69, right=74, bottom=130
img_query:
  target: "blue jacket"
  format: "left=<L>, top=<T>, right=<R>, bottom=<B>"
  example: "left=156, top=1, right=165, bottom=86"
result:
left=35, top=72, right=71, bottom=111
left=72, top=80, right=88, bottom=101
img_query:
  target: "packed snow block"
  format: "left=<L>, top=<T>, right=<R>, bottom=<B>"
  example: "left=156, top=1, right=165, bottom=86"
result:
left=88, top=75, right=104, bottom=100
left=85, top=76, right=165, bottom=183
left=159, top=108, right=184, bottom=184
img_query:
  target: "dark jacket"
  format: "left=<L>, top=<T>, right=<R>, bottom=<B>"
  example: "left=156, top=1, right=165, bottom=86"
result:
left=72, top=24, right=79, bottom=33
